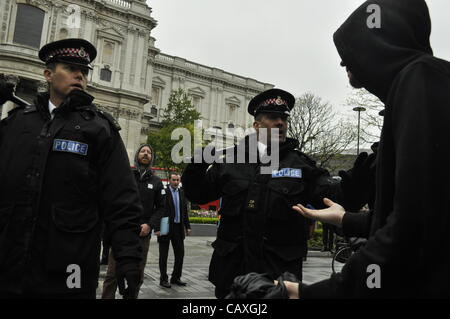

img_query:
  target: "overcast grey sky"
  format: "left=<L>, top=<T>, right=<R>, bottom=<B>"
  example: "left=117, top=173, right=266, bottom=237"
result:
left=147, top=0, right=450, bottom=117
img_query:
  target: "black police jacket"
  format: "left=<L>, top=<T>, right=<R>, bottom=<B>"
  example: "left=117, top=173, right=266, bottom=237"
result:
left=0, top=93, right=142, bottom=295
left=132, top=168, right=165, bottom=230
left=182, top=135, right=340, bottom=290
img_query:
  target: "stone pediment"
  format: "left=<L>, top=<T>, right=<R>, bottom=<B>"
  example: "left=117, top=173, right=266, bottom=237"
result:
left=225, top=96, right=241, bottom=106
left=188, top=86, right=206, bottom=97
left=152, top=76, right=166, bottom=87
left=97, top=26, right=125, bottom=42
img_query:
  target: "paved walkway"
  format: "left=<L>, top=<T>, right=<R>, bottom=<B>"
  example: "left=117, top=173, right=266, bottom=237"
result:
left=96, top=236, right=342, bottom=299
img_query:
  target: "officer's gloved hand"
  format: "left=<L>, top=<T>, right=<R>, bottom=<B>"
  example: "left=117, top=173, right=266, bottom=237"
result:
left=116, top=258, right=141, bottom=299
left=62, top=89, right=94, bottom=110
left=226, top=272, right=299, bottom=299
left=0, top=79, right=14, bottom=105
left=339, top=152, right=376, bottom=210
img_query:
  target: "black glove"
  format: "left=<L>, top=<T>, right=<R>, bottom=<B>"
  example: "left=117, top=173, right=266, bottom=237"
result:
left=116, top=258, right=141, bottom=299
left=226, top=272, right=299, bottom=299
left=0, top=80, right=15, bottom=105
left=339, top=151, right=376, bottom=210
left=61, top=89, right=94, bottom=110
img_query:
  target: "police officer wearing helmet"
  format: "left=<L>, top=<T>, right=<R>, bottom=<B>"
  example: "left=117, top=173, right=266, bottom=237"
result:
left=182, top=88, right=342, bottom=298
left=0, top=38, right=143, bottom=298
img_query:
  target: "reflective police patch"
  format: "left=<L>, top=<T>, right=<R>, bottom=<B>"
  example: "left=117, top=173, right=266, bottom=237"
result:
left=53, top=139, right=88, bottom=156
left=272, top=168, right=302, bottom=178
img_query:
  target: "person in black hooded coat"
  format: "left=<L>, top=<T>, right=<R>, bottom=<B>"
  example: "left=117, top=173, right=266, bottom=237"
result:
left=288, top=0, right=450, bottom=298
left=102, top=143, right=165, bottom=298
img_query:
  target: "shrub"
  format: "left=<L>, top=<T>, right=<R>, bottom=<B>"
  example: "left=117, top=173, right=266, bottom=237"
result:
left=308, top=228, right=324, bottom=250
left=189, top=217, right=219, bottom=224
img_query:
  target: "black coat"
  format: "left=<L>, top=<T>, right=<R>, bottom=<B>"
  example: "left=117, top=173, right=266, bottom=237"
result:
left=132, top=169, right=165, bottom=230
left=0, top=93, right=142, bottom=294
left=182, top=136, right=340, bottom=290
left=302, top=0, right=450, bottom=298
left=157, top=186, right=190, bottom=242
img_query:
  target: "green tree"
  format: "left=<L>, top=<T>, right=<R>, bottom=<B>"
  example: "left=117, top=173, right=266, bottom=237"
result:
left=147, top=89, right=201, bottom=178
left=161, top=88, right=202, bottom=126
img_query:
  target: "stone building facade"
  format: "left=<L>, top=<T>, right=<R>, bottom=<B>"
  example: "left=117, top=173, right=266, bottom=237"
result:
left=0, top=0, right=273, bottom=159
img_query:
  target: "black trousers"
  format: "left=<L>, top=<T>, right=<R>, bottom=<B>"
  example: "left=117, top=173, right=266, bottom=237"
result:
left=159, top=223, right=185, bottom=282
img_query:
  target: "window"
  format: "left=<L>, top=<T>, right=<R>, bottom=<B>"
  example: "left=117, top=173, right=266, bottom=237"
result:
left=100, top=67, right=112, bottom=82
left=152, top=87, right=161, bottom=106
left=151, top=106, right=158, bottom=116
left=228, top=123, right=235, bottom=129
left=13, top=4, right=45, bottom=48
left=58, top=28, right=68, bottom=40
left=102, top=42, right=114, bottom=65
left=228, top=104, right=238, bottom=122
left=192, top=95, right=201, bottom=110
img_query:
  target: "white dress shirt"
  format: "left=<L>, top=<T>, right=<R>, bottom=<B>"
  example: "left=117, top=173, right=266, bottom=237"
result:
left=48, top=100, right=57, bottom=119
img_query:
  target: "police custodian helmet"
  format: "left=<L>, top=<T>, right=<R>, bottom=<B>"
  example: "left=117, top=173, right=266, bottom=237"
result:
left=248, top=88, right=295, bottom=117
left=38, top=38, right=97, bottom=70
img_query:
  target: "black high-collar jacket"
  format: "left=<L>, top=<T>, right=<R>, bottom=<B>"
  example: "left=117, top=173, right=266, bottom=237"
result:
left=0, top=93, right=142, bottom=295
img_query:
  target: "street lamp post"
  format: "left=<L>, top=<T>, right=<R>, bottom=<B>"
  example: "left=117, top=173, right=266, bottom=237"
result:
left=353, top=106, right=366, bottom=155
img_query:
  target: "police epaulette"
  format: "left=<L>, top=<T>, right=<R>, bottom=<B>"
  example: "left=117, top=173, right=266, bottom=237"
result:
left=97, top=109, right=121, bottom=131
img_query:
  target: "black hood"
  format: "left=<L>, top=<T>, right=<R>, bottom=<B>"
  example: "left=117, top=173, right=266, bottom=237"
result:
left=334, top=0, right=433, bottom=102
left=134, top=143, right=155, bottom=173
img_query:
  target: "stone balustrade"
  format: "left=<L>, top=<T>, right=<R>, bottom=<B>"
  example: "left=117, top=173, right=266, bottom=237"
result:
left=105, top=0, right=131, bottom=9
left=155, top=53, right=267, bottom=89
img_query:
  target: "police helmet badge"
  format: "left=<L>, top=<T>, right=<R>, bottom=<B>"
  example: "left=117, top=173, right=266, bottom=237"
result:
left=78, top=47, right=86, bottom=58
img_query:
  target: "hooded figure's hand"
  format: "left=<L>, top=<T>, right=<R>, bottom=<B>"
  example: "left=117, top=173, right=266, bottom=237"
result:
left=293, top=198, right=345, bottom=227
left=225, top=272, right=299, bottom=299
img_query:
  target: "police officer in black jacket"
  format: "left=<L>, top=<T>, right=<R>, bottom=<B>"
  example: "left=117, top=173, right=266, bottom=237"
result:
left=182, top=88, right=342, bottom=298
left=0, top=38, right=142, bottom=299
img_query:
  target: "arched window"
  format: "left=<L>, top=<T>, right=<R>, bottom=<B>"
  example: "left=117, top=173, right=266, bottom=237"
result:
left=13, top=4, right=45, bottom=48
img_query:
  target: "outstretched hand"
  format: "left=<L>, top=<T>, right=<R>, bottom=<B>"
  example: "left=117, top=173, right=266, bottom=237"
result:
left=293, top=198, right=345, bottom=227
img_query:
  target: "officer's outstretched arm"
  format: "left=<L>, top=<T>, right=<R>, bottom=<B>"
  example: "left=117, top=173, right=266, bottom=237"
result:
left=182, top=161, right=222, bottom=204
